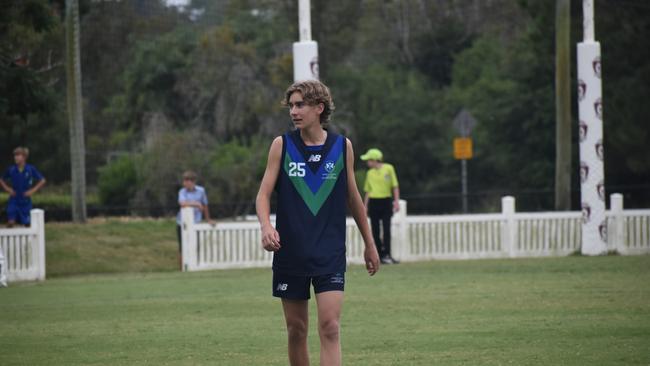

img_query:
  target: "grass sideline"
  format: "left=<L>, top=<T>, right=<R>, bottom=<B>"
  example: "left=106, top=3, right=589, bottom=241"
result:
left=45, top=218, right=179, bottom=277
left=2, top=256, right=649, bottom=365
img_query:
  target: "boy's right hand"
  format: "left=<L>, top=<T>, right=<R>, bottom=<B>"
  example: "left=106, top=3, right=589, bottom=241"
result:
left=8, top=189, right=15, bottom=196
left=261, top=225, right=281, bottom=252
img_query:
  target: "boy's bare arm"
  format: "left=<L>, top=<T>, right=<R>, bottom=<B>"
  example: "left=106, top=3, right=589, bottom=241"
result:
left=256, top=137, right=282, bottom=252
left=24, top=178, right=46, bottom=197
left=345, top=139, right=379, bottom=275
left=0, top=179, right=15, bottom=196
left=202, top=204, right=210, bottom=220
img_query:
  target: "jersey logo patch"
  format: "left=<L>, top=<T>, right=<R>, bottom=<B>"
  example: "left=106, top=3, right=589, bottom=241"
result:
left=308, top=154, right=321, bottom=162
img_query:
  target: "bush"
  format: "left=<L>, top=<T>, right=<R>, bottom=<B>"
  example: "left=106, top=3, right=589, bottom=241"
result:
left=97, top=156, right=138, bottom=207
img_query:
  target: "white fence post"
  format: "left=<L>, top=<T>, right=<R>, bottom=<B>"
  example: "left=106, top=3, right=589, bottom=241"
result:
left=0, top=243, right=6, bottom=287
left=31, top=209, right=46, bottom=281
left=181, top=207, right=196, bottom=272
left=502, top=196, right=517, bottom=257
left=393, top=199, right=409, bottom=261
left=610, top=193, right=625, bottom=254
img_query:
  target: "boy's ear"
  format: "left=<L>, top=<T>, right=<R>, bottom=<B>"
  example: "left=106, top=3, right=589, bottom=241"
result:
left=316, top=102, right=324, bottom=114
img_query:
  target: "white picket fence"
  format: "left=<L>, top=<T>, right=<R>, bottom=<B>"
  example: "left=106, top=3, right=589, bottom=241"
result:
left=180, top=194, right=650, bottom=272
left=0, top=209, right=46, bottom=283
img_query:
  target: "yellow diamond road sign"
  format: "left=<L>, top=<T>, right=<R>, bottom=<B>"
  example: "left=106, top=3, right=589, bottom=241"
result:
left=454, top=138, right=473, bottom=160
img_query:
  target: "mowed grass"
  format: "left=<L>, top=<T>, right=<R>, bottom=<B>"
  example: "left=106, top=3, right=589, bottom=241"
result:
left=45, top=218, right=179, bottom=276
left=1, top=256, right=649, bottom=365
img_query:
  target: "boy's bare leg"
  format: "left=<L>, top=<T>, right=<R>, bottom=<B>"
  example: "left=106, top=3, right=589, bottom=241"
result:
left=7, top=220, right=15, bottom=228
left=282, top=298, right=310, bottom=366
left=315, top=291, right=344, bottom=366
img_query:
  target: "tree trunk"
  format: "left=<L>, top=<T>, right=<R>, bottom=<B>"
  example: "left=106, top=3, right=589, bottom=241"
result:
left=65, top=0, right=87, bottom=222
left=555, top=0, right=572, bottom=210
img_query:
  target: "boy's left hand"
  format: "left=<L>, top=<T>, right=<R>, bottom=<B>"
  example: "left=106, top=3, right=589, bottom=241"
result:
left=364, top=246, right=380, bottom=276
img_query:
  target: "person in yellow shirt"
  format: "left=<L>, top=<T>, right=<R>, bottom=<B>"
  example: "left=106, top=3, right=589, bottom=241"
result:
left=361, top=148, right=400, bottom=264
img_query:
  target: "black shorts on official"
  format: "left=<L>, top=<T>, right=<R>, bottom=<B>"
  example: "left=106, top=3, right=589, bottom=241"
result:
left=273, top=272, right=345, bottom=300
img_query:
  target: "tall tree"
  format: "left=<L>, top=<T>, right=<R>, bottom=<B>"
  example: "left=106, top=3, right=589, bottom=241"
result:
left=554, top=0, right=571, bottom=210
left=66, top=0, right=87, bottom=222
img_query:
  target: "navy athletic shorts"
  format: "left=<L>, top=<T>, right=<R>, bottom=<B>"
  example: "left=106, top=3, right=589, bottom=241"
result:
left=7, top=201, right=32, bottom=225
left=272, top=272, right=345, bottom=300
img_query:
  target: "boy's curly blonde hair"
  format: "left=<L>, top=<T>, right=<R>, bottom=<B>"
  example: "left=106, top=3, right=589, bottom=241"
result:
left=283, top=80, right=335, bottom=128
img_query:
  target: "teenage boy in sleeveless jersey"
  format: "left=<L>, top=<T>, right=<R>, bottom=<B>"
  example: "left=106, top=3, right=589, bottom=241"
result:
left=256, top=80, right=380, bottom=366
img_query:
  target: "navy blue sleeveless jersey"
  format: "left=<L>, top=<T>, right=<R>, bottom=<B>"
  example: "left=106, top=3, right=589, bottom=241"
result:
left=273, top=130, right=348, bottom=276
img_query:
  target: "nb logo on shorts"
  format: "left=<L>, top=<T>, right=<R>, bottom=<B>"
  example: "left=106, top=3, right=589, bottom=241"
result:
left=330, top=274, right=344, bottom=284
left=308, top=154, right=321, bottom=162
left=276, top=283, right=288, bottom=291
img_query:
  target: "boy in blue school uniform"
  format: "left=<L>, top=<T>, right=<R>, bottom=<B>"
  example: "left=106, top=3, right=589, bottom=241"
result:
left=1, top=147, right=46, bottom=227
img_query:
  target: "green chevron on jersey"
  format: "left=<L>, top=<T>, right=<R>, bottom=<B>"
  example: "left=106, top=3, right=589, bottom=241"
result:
left=283, top=152, right=344, bottom=215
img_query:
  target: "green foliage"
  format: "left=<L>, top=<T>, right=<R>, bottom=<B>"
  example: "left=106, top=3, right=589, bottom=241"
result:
left=331, top=63, right=455, bottom=195
left=0, top=0, right=69, bottom=183
left=206, top=137, right=268, bottom=215
left=97, top=156, right=138, bottom=206
left=0, top=192, right=99, bottom=208
left=130, top=131, right=212, bottom=214
left=448, top=35, right=553, bottom=193
left=2, top=0, right=649, bottom=215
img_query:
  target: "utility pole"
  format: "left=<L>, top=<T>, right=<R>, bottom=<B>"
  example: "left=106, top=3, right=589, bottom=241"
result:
left=293, top=0, right=319, bottom=81
left=65, top=0, right=87, bottom=222
left=555, top=0, right=572, bottom=210
left=577, top=0, right=606, bottom=255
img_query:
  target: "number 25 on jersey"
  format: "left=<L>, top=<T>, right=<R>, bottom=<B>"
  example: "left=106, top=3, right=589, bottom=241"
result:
left=288, top=162, right=306, bottom=177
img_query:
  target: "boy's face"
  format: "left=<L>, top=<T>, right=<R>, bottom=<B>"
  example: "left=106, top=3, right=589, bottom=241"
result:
left=14, top=153, right=26, bottom=166
left=183, top=178, right=196, bottom=190
left=288, top=92, right=323, bottom=129
left=366, top=160, right=379, bottom=169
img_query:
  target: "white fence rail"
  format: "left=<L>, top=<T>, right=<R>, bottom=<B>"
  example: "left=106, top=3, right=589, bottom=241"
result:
left=181, top=194, right=650, bottom=272
left=0, top=209, right=46, bottom=283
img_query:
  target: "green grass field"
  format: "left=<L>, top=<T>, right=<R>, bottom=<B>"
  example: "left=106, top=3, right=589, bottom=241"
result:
left=2, top=256, right=649, bottom=365
left=45, top=219, right=178, bottom=276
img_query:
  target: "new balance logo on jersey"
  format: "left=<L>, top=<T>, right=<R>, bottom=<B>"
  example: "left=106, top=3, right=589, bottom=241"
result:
left=276, top=283, right=288, bottom=291
left=308, top=154, right=321, bottom=162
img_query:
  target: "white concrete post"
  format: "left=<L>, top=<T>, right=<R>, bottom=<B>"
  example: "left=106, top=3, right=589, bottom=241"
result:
left=298, top=0, right=311, bottom=42
left=293, top=0, right=318, bottom=81
left=392, top=199, right=409, bottom=261
left=610, top=193, right=625, bottom=254
left=31, top=209, right=46, bottom=281
left=502, top=196, right=517, bottom=257
left=578, top=0, right=607, bottom=255
left=582, top=0, right=595, bottom=42
left=181, top=207, right=195, bottom=272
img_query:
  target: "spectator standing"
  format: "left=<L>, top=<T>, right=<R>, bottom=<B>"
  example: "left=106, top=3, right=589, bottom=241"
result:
left=176, top=170, right=213, bottom=270
left=361, top=148, right=400, bottom=264
left=1, top=147, right=46, bottom=227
